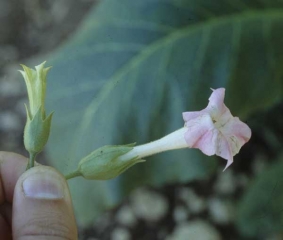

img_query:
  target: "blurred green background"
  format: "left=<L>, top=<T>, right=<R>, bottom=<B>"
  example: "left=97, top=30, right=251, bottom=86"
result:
left=1, top=0, right=283, bottom=239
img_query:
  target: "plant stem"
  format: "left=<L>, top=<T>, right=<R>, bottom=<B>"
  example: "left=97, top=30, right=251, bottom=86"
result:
left=64, top=169, right=82, bottom=180
left=26, top=152, right=37, bottom=170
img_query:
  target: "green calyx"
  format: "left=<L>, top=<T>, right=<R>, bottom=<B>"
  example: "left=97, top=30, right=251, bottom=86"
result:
left=24, top=105, right=53, bottom=154
left=72, top=144, right=144, bottom=180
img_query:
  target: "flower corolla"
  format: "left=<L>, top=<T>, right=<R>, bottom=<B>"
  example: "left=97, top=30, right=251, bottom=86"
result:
left=183, top=88, right=251, bottom=170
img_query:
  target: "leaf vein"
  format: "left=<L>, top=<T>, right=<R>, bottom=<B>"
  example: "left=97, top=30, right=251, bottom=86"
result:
left=192, top=26, right=211, bottom=82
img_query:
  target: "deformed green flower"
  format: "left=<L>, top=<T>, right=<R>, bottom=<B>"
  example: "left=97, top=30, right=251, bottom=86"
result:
left=19, top=62, right=53, bottom=161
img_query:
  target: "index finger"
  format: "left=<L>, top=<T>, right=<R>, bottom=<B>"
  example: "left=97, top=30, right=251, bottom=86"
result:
left=0, top=152, right=28, bottom=204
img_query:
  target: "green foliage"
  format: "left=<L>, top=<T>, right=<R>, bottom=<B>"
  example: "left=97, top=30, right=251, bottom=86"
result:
left=44, top=0, right=283, bottom=226
left=236, top=156, right=283, bottom=238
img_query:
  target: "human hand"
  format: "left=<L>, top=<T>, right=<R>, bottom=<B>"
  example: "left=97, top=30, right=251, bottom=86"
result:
left=0, top=152, right=78, bottom=239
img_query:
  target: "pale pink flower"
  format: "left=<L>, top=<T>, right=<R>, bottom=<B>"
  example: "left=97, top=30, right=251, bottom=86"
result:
left=117, top=88, right=251, bottom=174
left=183, top=88, right=251, bottom=170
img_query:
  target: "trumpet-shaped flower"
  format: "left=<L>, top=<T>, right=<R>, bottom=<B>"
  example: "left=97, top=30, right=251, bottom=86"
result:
left=66, top=88, right=251, bottom=180
left=183, top=88, right=251, bottom=170
left=118, top=88, right=251, bottom=172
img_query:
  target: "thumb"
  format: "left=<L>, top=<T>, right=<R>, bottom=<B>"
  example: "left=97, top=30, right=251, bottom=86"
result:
left=12, top=166, right=78, bottom=240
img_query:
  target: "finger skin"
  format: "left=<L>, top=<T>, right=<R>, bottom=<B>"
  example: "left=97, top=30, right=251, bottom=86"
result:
left=0, top=152, right=28, bottom=240
left=12, top=166, right=78, bottom=240
left=0, top=152, right=78, bottom=240
left=0, top=152, right=28, bottom=204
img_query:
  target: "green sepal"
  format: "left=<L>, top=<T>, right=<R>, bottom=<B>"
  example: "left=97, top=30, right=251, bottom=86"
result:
left=78, top=144, right=145, bottom=180
left=24, top=105, right=53, bottom=154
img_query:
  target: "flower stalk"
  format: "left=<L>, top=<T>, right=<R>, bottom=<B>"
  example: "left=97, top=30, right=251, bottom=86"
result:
left=65, top=170, right=82, bottom=180
left=26, top=152, right=37, bottom=170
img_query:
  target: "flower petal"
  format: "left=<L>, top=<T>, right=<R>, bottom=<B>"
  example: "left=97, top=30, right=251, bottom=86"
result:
left=215, top=133, right=233, bottom=171
left=205, top=88, right=226, bottom=119
left=182, top=88, right=251, bottom=171
left=184, top=114, right=217, bottom=155
left=182, top=111, right=204, bottom=122
left=223, top=158, right=233, bottom=171
left=192, top=128, right=219, bottom=156
left=219, top=117, right=252, bottom=156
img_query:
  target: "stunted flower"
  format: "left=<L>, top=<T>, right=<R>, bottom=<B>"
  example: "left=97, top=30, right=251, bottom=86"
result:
left=183, top=88, right=251, bottom=170
left=20, top=62, right=53, bottom=168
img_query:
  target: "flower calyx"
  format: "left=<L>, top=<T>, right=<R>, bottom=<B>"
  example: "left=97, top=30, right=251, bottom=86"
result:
left=69, top=144, right=145, bottom=180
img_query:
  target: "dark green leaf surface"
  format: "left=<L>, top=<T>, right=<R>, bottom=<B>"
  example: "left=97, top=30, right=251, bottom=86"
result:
left=236, top=156, right=283, bottom=237
left=45, top=0, right=283, bottom=225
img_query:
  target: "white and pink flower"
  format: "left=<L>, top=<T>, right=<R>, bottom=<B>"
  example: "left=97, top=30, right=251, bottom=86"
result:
left=183, top=88, right=251, bottom=170
left=73, top=88, right=252, bottom=180
left=118, top=88, right=251, bottom=171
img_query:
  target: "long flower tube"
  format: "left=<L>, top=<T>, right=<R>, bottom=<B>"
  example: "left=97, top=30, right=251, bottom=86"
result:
left=119, top=88, right=251, bottom=171
left=118, top=128, right=188, bottom=161
left=66, top=88, right=251, bottom=180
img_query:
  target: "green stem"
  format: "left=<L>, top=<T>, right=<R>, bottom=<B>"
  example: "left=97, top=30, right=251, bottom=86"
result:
left=26, top=152, right=37, bottom=170
left=64, top=169, right=82, bottom=180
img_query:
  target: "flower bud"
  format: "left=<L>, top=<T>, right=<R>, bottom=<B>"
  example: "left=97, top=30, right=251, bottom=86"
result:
left=20, top=62, right=53, bottom=154
left=78, top=144, right=145, bottom=180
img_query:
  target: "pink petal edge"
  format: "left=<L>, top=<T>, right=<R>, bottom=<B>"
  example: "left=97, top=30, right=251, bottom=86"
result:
left=182, top=87, right=251, bottom=171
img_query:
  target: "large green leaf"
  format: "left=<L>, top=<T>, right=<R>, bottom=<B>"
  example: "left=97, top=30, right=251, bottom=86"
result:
left=236, top=155, right=283, bottom=237
left=44, top=0, right=283, bottom=225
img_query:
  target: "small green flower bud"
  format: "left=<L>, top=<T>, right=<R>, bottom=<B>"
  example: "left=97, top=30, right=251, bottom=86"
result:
left=77, top=144, right=145, bottom=180
left=20, top=62, right=53, bottom=154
